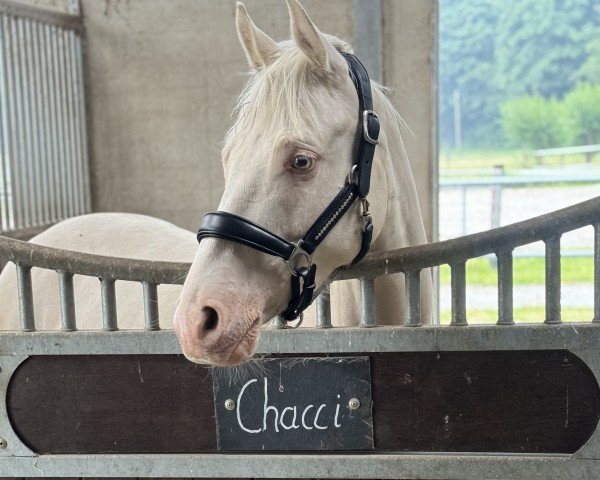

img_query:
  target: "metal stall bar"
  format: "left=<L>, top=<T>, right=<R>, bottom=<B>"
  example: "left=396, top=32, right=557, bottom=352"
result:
left=15, top=262, right=34, bottom=330
left=24, top=18, right=43, bottom=226
left=72, top=29, right=90, bottom=212
left=58, top=269, right=76, bottom=331
left=46, top=24, right=60, bottom=223
left=316, top=286, right=332, bottom=328
left=101, top=278, right=118, bottom=331
left=40, top=22, right=55, bottom=223
left=0, top=13, right=12, bottom=231
left=0, top=18, right=4, bottom=231
left=496, top=250, right=514, bottom=325
left=16, top=17, right=35, bottom=227
left=359, top=276, right=376, bottom=327
left=52, top=24, right=68, bottom=220
left=6, top=14, right=25, bottom=230
left=56, top=27, right=74, bottom=218
left=405, top=269, right=422, bottom=326
left=66, top=29, right=83, bottom=215
left=30, top=19, right=50, bottom=225
left=142, top=281, right=160, bottom=331
left=545, top=236, right=562, bottom=324
left=450, top=262, right=467, bottom=326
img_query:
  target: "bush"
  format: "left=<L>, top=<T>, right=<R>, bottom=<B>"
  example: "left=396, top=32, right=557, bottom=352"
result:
left=563, top=83, right=600, bottom=145
left=500, top=95, right=573, bottom=149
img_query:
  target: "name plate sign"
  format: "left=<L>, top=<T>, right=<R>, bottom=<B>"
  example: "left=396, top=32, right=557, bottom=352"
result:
left=212, top=357, right=373, bottom=451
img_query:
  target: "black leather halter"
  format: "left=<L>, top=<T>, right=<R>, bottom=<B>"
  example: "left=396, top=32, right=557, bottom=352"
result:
left=197, top=53, right=380, bottom=323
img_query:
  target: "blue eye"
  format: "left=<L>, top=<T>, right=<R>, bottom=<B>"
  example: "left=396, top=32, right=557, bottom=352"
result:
left=292, top=155, right=314, bottom=169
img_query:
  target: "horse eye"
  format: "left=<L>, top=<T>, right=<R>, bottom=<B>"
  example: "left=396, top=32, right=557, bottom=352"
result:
left=292, top=155, right=314, bottom=170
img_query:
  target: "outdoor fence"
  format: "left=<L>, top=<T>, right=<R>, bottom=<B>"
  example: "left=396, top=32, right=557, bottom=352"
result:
left=440, top=165, right=600, bottom=246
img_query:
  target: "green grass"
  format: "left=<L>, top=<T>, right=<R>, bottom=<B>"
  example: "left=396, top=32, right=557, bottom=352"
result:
left=440, top=148, right=598, bottom=172
left=439, top=257, right=593, bottom=286
left=440, top=307, right=594, bottom=324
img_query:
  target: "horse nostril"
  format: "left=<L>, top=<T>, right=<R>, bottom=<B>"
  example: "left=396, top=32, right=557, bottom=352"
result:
left=202, top=306, right=219, bottom=331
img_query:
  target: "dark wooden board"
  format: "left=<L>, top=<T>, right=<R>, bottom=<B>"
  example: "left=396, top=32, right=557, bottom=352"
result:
left=8, top=355, right=216, bottom=453
left=370, top=350, right=600, bottom=453
left=7, top=351, right=600, bottom=454
left=212, top=357, right=373, bottom=451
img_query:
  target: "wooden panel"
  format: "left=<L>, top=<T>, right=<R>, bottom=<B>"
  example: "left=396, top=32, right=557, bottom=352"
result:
left=7, top=351, right=600, bottom=454
left=371, top=351, right=600, bottom=453
left=8, top=355, right=216, bottom=453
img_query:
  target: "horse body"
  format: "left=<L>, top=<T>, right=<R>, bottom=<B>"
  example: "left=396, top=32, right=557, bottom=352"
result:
left=0, top=1, right=431, bottom=365
left=0, top=213, right=197, bottom=330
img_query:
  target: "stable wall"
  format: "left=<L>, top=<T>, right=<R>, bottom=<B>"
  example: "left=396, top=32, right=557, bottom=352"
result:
left=79, top=0, right=436, bottom=239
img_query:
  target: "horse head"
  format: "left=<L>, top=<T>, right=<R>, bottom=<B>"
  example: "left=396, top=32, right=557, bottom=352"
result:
left=174, top=0, right=390, bottom=366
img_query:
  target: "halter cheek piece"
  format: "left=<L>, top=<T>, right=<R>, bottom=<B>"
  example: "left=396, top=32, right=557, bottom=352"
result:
left=197, top=53, right=380, bottom=323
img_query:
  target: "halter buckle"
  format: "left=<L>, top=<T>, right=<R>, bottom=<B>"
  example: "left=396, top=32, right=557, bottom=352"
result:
left=363, top=110, right=380, bottom=145
left=287, top=241, right=313, bottom=273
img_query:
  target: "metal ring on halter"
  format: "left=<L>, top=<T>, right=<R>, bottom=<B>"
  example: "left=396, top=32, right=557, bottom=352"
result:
left=283, top=313, right=304, bottom=329
left=271, top=314, right=304, bottom=329
left=287, top=241, right=312, bottom=273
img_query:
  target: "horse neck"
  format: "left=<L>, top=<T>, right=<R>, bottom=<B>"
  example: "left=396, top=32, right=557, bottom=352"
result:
left=371, top=91, right=429, bottom=253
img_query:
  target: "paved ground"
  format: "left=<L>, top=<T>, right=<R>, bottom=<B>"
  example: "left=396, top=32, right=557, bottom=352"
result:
left=438, top=184, right=599, bottom=312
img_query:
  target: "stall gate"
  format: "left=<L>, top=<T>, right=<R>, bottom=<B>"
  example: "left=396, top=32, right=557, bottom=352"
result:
left=0, top=196, right=598, bottom=479
left=0, top=0, right=90, bottom=235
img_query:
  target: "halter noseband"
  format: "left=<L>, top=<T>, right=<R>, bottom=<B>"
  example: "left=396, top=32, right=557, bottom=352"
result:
left=197, top=53, right=380, bottom=323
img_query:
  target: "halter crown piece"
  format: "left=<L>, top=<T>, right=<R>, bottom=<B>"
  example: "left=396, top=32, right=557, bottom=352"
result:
left=197, top=53, right=380, bottom=324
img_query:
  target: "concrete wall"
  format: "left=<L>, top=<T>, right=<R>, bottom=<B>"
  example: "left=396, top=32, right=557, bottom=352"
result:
left=383, top=0, right=437, bottom=240
left=79, top=0, right=436, bottom=239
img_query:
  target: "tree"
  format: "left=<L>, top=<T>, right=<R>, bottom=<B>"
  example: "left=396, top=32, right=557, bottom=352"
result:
left=574, top=39, right=600, bottom=84
left=500, top=95, right=572, bottom=149
left=439, top=0, right=502, bottom=148
left=563, top=84, right=600, bottom=145
left=439, top=0, right=600, bottom=150
left=495, top=0, right=600, bottom=99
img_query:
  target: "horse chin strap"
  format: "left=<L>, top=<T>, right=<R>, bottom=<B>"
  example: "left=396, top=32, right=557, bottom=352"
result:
left=196, top=53, right=380, bottom=323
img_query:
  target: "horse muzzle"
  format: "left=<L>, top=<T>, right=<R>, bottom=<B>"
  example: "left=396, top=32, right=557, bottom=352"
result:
left=173, top=297, right=262, bottom=366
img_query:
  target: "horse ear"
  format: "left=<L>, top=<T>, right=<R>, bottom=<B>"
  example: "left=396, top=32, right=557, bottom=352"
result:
left=286, top=0, right=345, bottom=74
left=236, top=2, right=279, bottom=69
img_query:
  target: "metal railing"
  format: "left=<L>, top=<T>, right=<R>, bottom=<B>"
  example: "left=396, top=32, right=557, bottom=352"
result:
left=1, top=195, right=599, bottom=331
left=0, top=0, right=90, bottom=234
left=535, top=144, right=600, bottom=164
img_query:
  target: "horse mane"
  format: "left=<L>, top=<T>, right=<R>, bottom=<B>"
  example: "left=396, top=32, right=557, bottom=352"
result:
left=224, top=34, right=410, bottom=149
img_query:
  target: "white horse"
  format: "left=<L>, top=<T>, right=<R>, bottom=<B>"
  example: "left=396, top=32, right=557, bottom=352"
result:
left=0, top=0, right=431, bottom=365
left=174, top=0, right=432, bottom=365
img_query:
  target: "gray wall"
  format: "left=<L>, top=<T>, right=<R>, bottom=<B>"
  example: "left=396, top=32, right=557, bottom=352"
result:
left=49, top=0, right=435, bottom=239
left=383, top=0, right=437, bottom=241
